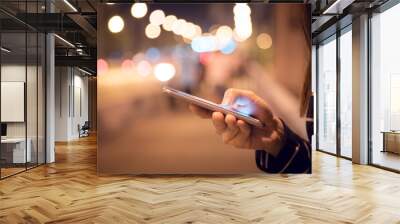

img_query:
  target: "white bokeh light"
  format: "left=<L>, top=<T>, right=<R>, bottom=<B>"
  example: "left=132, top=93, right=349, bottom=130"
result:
left=162, top=15, right=177, bottom=31
left=131, top=3, right=148, bottom=18
left=233, top=3, right=252, bottom=42
left=145, top=24, right=161, bottom=39
left=149, top=10, right=165, bottom=26
left=108, top=15, right=124, bottom=33
left=154, top=63, right=176, bottom=82
left=182, top=22, right=197, bottom=39
left=216, top=25, right=233, bottom=44
left=171, top=19, right=186, bottom=35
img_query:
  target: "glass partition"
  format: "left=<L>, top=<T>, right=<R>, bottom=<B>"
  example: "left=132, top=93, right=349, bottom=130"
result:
left=317, top=36, right=337, bottom=154
left=0, top=1, right=46, bottom=179
left=370, top=3, right=400, bottom=171
left=339, top=28, right=352, bottom=158
left=1, top=30, right=28, bottom=177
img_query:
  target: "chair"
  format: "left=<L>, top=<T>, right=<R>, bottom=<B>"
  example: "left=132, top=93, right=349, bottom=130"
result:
left=79, top=121, right=90, bottom=138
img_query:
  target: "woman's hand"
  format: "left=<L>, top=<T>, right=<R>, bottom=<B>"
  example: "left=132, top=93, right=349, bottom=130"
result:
left=189, top=88, right=285, bottom=156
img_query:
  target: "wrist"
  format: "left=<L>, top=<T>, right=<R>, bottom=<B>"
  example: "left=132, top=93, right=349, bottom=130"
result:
left=264, top=117, right=286, bottom=157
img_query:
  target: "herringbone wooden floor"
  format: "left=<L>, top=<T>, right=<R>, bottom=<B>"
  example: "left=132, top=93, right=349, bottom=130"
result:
left=1, top=135, right=400, bottom=224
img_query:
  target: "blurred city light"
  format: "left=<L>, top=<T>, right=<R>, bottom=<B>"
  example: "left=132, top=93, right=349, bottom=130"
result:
left=145, top=47, right=161, bottom=62
left=145, top=24, right=161, bottom=39
left=108, top=15, right=124, bottom=33
left=233, top=3, right=251, bottom=16
left=97, top=59, right=109, bottom=75
left=131, top=3, right=148, bottom=19
left=220, top=39, right=236, bottom=54
left=132, top=52, right=145, bottom=63
left=191, top=35, right=218, bottom=53
left=149, top=10, right=165, bottom=26
left=182, top=22, right=197, bottom=40
left=162, top=15, right=177, bottom=31
left=154, top=63, right=176, bottom=82
left=233, top=3, right=252, bottom=42
left=194, top=25, right=202, bottom=37
left=172, top=19, right=186, bottom=35
left=121, top=59, right=134, bottom=72
left=216, top=25, right=233, bottom=45
left=256, top=33, right=272, bottom=49
left=199, top=53, right=211, bottom=65
left=136, top=60, right=152, bottom=77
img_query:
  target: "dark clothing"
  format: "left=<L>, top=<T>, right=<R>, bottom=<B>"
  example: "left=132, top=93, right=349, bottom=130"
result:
left=255, top=97, right=313, bottom=174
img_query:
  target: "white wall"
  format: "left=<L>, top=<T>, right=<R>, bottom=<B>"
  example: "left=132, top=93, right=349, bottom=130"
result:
left=1, top=65, right=37, bottom=138
left=55, top=67, right=89, bottom=141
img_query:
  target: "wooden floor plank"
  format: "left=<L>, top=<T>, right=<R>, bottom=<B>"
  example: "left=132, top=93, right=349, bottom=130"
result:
left=1, top=135, right=400, bottom=223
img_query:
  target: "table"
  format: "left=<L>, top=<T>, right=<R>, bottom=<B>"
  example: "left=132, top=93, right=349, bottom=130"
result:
left=381, top=131, right=400, bottom=154
left=1, top=138, right=31, bottom=164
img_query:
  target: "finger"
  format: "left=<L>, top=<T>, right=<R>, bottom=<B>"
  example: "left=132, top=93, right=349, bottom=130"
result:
left=225, top=114, right=237, bottom=130
left=232, top=120, right=252, bottom=148
left=188, top=104, right=212, bottom=119
left=221, top=88, right=238, bottom=105
left=222, top=115, right=240, bottom=143
left=212, top=112, right=226, bottom=134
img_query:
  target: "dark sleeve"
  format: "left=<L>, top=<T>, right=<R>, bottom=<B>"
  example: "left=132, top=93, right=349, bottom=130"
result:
left=255, top=121, right=311, bottom=174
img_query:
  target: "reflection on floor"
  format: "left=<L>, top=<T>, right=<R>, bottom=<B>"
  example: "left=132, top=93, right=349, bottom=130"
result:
left=373, top=150, right=400, bottom=171
left=0, top=167, right=25, bottom=178
left=1, top=135, right=400, bottom=223
left=0, top=163, right=42, bottom=179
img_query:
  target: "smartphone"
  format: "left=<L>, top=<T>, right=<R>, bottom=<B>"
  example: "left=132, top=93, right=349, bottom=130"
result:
left=163, top=87, right=264, bottom=128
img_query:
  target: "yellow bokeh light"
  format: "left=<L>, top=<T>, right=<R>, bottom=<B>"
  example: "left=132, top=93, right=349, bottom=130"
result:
left=145, top=24, right=161, bottom=39
left=172, top=19, right=186, bottom=35
left=216, top=25, right=233, bottom=44
left=108, top=15, right=124, bottom=33
left=131, top=3, right=147, bottom=18
left=256, top=33, right=272, bottom=49
left=149, top=10, right=165, bottom=26
left=182, top=22, right=197, bottom=39
left=194, top=25, right=202, bottom=38
left=162, top=15, right=177, bottom=31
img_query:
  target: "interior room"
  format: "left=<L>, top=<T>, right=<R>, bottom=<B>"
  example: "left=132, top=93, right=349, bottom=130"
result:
left=0, top=0, right=400, bottom=223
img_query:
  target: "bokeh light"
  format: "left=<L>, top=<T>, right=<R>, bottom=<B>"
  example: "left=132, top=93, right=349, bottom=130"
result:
left=132, top=52, right=145, bottom=63
left=162, top=15, right=177, bottom=31
left=191, top=35, right=218, bottom=53
left=220, top=39, right=236, bottom=54
left=172, top=19, right=186, bottom=35
left=121, top=59, right=134, bottom=72
left=108, top=15, right=124, bottom=33
left=233, top=3, right=251, bottom=16
left=145, top=47, right=161, bottom=62
left=131, top=3, right=148, bottom=18
left=216, top=25, right=233, bottom=45
left=233, top=3, right=252, bottom=42
left=97, top=59, right=108, bottom=74
left=256, top=33, right=272, bottom=49
left=182, top=22, right=197, bottom=39
left=154, top=63, right=176, bottom=82
left=136, top=60, right=152, bottom=77
left=145, top=24, right=161, bottom=39
left=234, top=26, right=252, bottom=42
left=149, top=10, right=165, bottom=26
left=194, top=25, right=202, bottom=37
